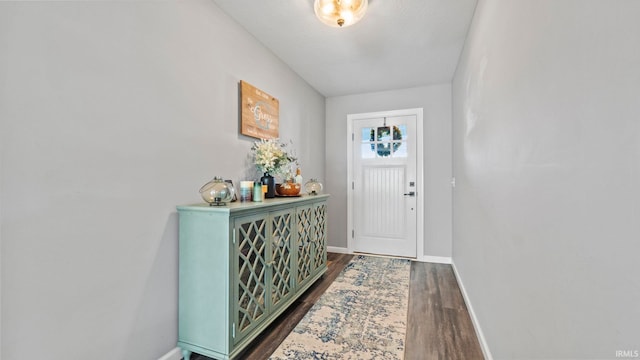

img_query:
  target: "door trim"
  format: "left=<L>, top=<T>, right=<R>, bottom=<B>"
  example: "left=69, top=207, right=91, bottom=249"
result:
left=347, top=108, right=424, bottom=259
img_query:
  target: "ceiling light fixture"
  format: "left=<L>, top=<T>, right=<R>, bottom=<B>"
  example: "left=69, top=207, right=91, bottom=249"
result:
left=314, top=0, right=368, bottom=28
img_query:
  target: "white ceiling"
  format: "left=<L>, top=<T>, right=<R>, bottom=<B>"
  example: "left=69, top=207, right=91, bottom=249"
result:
left=212, top=0, right=478, bottom=97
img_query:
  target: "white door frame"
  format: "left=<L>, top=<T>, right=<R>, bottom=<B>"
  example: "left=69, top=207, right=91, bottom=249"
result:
left=347, top=108, right=424, bottom=259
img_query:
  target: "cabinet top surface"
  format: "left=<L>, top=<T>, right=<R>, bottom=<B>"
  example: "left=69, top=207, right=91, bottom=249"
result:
left=177, top=193, right=329, bottom=213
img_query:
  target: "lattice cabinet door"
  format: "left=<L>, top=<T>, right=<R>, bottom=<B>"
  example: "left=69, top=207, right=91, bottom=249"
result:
left=233, top=213, right=269, bottom=344
left=296, top=205, right=313, bottom=290
left=269, top=209, right=295, bottom=313
left=311, top=202, right=328, bottom=275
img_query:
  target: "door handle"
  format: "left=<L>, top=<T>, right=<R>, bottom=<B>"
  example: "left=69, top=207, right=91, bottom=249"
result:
left=403, top=191, right=415, bottom=196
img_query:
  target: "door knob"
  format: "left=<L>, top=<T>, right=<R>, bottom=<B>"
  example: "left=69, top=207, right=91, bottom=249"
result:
left=403, top=191, right=415, bottom=196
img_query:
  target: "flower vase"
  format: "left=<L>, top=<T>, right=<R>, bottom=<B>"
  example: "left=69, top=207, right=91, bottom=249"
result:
left=261, top=173, right=276, bottom=198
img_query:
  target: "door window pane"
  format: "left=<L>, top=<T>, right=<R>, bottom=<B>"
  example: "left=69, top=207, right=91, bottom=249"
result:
left=361, top=127, right=374, bottom=142
left=393, top=125, right=407, bottom=140
left=377, top=126, right=391, bottom=141
left=360, top=124, right=409, bottom=158
left=377, top=142, right=394, bottom=157
left=392, top=141, right=407, bottom=157
left=361, top=144, right=375, bottom=159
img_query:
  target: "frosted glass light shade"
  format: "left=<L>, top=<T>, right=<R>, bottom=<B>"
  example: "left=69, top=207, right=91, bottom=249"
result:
left=314, top=0, right=368, bottom=28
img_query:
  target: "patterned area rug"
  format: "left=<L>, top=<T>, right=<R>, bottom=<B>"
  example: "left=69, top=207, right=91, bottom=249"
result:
left=270, top=255, right=412, bottom=360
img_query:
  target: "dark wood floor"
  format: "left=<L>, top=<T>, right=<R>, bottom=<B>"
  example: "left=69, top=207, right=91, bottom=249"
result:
left=405, top=259, right=484, bottom=360
left=193, top=253, right=483, bottom=360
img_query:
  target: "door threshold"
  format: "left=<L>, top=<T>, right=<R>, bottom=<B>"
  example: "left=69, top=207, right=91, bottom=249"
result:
left=353, top=251, right=417, bottom=261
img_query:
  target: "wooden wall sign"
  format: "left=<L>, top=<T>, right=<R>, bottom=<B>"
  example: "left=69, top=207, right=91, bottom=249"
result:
left=240, top=80, right=279, bottom=139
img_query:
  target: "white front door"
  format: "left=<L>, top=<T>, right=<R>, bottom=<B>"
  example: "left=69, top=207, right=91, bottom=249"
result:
left=349, top=111, right=419, bottom=258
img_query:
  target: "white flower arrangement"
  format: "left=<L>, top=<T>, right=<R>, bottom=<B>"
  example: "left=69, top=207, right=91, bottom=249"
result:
left=251, top=138, right=297, bottom=176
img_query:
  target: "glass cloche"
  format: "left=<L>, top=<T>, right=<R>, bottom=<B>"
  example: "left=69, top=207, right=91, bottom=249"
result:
left=304, top=178, right=323, bottom=195
left=199, top=177, right=235, bottom=206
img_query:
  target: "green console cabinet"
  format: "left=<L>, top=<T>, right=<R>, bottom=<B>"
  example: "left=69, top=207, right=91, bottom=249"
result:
left=177, top=195, right=328, bottom=360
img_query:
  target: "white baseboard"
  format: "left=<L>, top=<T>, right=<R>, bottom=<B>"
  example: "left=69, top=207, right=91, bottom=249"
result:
left=327, top=246, right=350, bottom=254
left=417, top=255, right=452, bottom=264
left=451, top=261, right=493, bottom=360
left=328, top=247, right=452, bottom=265
left=158, top=347, right=182, bottom=360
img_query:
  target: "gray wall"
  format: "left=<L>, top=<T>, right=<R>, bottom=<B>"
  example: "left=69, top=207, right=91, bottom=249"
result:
left=326, top=84, right=453, bottom=258
left=452, top=0, right=640, bottom=358
left=0, top=1, right=324, bottom=359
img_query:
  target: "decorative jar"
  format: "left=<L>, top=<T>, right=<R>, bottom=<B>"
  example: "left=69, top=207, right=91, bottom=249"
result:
left=304, top=179, right=323, bottom=195
left=199, top=177, right=235, bottom=206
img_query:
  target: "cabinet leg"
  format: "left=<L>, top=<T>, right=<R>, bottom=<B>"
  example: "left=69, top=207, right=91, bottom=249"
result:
left=181, top=349, right=192, bottom=360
